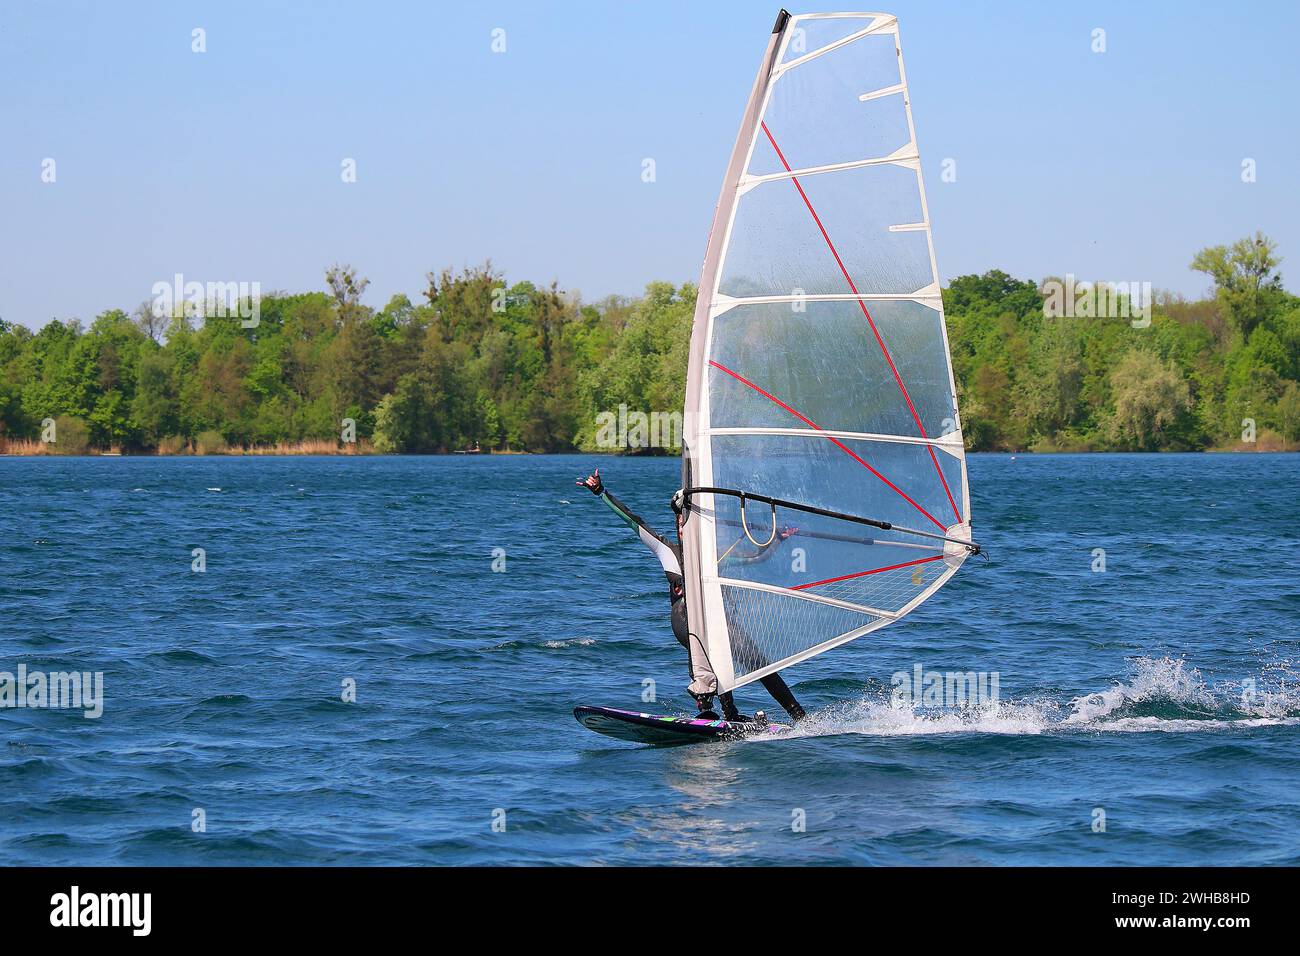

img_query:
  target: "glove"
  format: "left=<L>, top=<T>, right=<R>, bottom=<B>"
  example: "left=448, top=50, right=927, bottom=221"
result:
left=576, top=468, right=603, bottom=496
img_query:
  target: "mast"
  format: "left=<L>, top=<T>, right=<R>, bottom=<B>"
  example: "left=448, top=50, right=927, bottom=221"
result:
left=681, top=10, right=791, bottom=693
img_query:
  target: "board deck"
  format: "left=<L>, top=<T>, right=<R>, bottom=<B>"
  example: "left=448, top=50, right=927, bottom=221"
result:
left=574, top=705, right=787, bottom=745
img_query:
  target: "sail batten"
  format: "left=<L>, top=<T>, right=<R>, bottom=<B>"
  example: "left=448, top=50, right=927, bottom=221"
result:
left=704, top=426, right=964, bottom=452
left=682, top=11, right=971, bottom=692
left=738, top=145, right=921, bottom=190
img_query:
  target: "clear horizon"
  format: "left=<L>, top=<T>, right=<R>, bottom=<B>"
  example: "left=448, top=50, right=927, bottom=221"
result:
left=2, top=0, right=1297, bottom=329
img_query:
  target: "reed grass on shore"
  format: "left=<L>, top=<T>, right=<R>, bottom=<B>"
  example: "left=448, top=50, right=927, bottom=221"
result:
left=0, top=438, right=50, bottom=455
left=226, top=439, right=377, bottom=456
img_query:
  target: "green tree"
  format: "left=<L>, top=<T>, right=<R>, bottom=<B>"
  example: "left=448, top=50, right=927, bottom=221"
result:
left=1190, top=232, right=1285, bottom=338
left=373, top=372, right=444, bottom=453
left=576, top=281, right=694, bottom=452
left=1105, top=350, right=1192, bottom=449
left=1276, top=382, right=1300, bottom=444
left=131, top=351, right=177, bottom=445
left=48, top=414, right=91, bottom=454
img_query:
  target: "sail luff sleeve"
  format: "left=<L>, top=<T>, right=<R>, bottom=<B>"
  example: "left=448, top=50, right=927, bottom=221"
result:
left=681, top=14, right=790, bottom=694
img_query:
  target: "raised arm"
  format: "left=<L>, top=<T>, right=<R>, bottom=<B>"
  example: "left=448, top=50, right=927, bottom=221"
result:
left=577, top=468, right=680, bottom=575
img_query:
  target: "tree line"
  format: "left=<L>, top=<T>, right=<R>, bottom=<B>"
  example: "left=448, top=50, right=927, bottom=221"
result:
left=1, top=234, right=1297, bottom=455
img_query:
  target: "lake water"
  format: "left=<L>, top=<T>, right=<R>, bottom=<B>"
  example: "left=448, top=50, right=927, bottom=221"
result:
left=1, top=452, right=1297, bottom=865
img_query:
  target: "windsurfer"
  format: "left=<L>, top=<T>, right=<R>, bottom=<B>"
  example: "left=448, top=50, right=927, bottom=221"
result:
left=577, top=467, right=806, bottom=722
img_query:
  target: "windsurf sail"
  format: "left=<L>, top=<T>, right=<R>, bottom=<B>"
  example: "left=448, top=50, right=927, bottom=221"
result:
left=680, top=10, right=979, bottom=692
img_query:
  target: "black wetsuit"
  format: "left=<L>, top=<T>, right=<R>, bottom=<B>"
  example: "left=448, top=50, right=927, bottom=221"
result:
left=599, top=488, right=805, bottom=721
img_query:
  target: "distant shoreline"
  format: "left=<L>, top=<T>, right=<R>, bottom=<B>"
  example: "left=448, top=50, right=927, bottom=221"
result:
left=1, top=444, right=1295, bottom=458
left=5, top=248, right=1299, bottom=461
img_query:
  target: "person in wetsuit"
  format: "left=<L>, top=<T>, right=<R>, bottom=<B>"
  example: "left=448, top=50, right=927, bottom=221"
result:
left=577, top=468, right=805, bottom=723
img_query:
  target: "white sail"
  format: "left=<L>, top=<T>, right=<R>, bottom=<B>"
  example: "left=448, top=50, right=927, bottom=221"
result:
left=681, top=10, right=977, bottom=692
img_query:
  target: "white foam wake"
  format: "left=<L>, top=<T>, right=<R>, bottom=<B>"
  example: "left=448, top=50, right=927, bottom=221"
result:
left=1063, top=656, right=1217, bottom=724
left=779, top=656, right=1300, bottom=740
left=542, top=637, right=596, bottom=649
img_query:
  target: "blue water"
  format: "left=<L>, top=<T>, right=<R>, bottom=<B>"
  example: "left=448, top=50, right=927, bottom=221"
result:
left=1, top=453, right=1298, bottom=865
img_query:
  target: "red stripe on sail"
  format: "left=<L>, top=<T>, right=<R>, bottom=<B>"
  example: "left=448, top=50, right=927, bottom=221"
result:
left=759, top=121, right=962, bottom=525
left=792, top=554, right=945, bottom=591
left=709, top=359, right=945, bottom=530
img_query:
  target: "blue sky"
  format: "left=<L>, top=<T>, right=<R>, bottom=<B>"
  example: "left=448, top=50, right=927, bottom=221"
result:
left=2, top=0, right=1297, bottom=328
